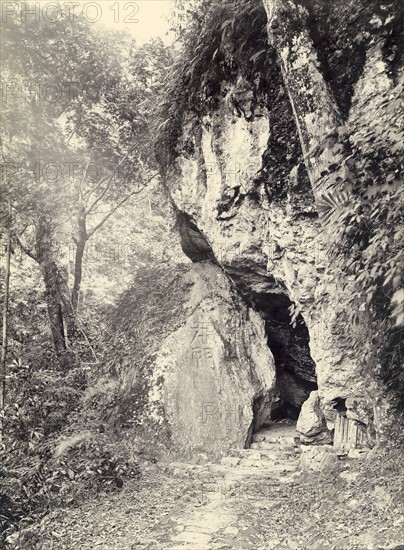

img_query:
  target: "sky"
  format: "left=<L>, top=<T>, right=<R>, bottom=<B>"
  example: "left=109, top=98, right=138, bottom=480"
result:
left=95, top=0, right=175, bottom=44
left=4, top=1, right=175, bottom=45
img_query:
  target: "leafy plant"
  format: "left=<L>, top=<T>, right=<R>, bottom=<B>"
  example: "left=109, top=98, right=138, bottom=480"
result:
left=81, top=264, right=192, bottom=449
left=156, top=0, right=273, bottom=169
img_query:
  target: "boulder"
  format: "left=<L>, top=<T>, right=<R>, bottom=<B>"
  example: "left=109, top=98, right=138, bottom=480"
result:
left=300, top=431, right=333, bottom=446
left=300, top=445, right=339, bottom=472
left=296, top=391, right=327, bottom=437
left=147, top=262, right=276, bottom=458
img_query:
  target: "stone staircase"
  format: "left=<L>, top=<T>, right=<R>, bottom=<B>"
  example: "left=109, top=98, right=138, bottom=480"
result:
left=219, top=422, right=301, bottom=480
left=167, top=423, right=302, bottom=549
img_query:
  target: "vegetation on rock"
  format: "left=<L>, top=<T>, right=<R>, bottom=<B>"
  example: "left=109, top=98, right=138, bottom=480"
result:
left=158, top=0, right=404, bottom=413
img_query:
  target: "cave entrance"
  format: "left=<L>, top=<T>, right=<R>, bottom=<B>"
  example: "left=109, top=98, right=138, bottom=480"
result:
left=249, top=291, right=318, bottom=425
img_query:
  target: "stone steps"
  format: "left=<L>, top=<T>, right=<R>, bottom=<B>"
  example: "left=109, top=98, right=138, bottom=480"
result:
left=238, top=458, right=298, bottom=471
left=249, top=445, right=298, bottom=460
left=252, top=424, right=300, bottom=446
left=228, top=449, right=262, bottom=460
left=252, top=433, right=299, bottom=446
left=249, top=441, right=298, bottom=453
left=220, top=423, right=301, bottom=476
left=230, top=443, right=296, bottom=455
left=225, top=451, right=296, bottom=463
left=166, top=423, right=302, bottom=549
left=222, top=455, right=296, bottom=468
left=226, top=450, right=296, bottom=463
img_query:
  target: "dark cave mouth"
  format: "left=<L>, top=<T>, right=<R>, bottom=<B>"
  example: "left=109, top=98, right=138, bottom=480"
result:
left=248, top=290, right=318, bottom=425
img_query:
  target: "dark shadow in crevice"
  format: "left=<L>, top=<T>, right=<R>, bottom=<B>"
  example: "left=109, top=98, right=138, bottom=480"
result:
left=176, top=211, right=218, bottom=264
left=245, top=391, right=274, bottom=448
left=240, top=288, right=318, bottom=425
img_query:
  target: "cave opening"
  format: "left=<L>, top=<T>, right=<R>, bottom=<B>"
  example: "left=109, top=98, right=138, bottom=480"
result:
left=174, top=211, right=319, bottom=430
left=246, top=290, right=318, bottom=426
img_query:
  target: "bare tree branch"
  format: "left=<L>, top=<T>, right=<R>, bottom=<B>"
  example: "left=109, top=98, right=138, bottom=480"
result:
left=85, top=173, right=114, bottom=216
left=84, top=140, right=142, bottom=214
left=87, top=173, right=159, bottom=239
left=79, top=159, right=91, bottom=204
left=16, top=236, right=39, bottom=262
left=83, top=170, right=106, bottom=200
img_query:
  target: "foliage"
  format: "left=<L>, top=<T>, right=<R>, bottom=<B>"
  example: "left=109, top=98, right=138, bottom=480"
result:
left=0, top=198, right=160, bottom=545
left=1, top=3, right=173, bottom=336
left=298, top=0, right=402, bottom=117
left=0, top=2, right=178, bottom=545
left=83, top=264, right=192, bottom=438
left=293, top=0, right=403, bottom=407
left=9, top=469, right=197, bottom=550
left=0, top=433, right=138, bottom=543
left=315, top=79, right=404, bottom=404
left=156, top=0, right=273, bottom=169
left=0, top=346, right=139, bottom=543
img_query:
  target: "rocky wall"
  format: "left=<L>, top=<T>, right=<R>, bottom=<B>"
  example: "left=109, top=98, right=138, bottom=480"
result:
left=146, top=262, right=276, bottom=458
left=165, top=83, right=373, bottom=442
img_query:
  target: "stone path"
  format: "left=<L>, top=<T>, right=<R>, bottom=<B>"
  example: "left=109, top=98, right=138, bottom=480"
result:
left=166, top=423, right=301, bottom=549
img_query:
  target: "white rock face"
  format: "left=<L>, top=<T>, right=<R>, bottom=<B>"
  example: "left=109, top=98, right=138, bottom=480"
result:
left=166, top=2, right=404, bottom=437
left=148, top=262, right=276, bottom=458
left=166, top=88, right=372, bottom=436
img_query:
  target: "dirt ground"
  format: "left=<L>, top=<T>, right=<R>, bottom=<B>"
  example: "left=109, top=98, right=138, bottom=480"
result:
left=10, top=445, right=404, bottom=550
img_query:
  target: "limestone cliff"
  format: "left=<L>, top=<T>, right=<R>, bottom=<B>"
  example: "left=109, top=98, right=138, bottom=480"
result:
left=157, top=0, right=403, bottom=449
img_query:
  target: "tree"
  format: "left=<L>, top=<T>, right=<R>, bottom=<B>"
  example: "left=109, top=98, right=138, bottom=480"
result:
left=0, top=201, right=12, bottom=441
left=63, top=37, right=171, bottom=313
left=1, top=4, right=172, bottom=357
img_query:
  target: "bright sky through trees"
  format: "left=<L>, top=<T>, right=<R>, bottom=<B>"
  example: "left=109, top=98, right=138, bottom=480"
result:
left=96, top=0, right=174, bottom=43
left=3, top=1, right=174, bottom=44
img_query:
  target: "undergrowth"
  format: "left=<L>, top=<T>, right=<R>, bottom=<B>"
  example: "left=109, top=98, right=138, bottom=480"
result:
left=83, top=264, right=193, bottom=451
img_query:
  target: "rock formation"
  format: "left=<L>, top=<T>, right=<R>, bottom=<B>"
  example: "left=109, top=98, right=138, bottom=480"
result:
left=145, top=262, right=276, bottom=458
left=157, top=0, right=403, bottom=451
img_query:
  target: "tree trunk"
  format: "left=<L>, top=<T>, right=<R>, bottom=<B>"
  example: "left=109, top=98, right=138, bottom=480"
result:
left=0, top=219, right=12, bottom=441
left=40, top=259, right=68, bottom=355
left=35, top=218, right=76, bottom=364
left=71, top=207, right=88, bottom=314
left=70, top=174, right=158, bottom=314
